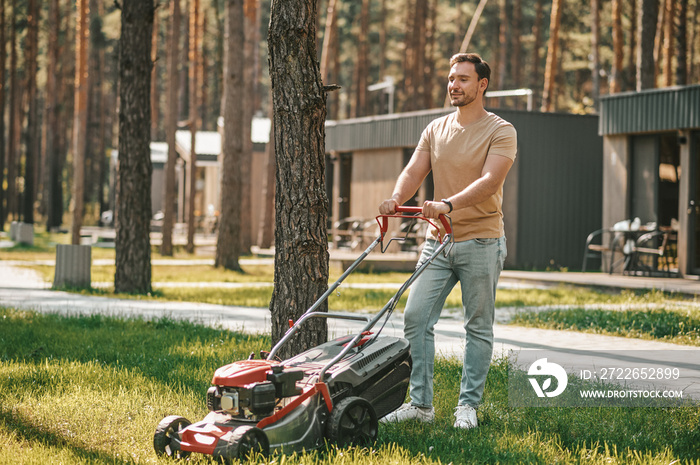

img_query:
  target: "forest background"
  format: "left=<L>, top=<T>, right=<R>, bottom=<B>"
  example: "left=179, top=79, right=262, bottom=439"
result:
left=1, top=0, right=699, bottom=245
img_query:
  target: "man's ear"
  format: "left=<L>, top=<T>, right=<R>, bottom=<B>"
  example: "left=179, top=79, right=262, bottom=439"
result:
left=479, top=78, right=489, bottom=92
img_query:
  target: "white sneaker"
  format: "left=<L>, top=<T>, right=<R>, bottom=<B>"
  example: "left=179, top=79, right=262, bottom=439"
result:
left=379, top=403, right=435, bottom=423
left=453, top=405, right=478, bottom=429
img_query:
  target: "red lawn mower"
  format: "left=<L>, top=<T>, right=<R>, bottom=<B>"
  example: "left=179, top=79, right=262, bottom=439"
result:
left=153, top=207, right=452, bottom=461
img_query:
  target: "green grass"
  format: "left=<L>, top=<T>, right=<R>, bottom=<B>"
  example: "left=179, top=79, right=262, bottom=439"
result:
left=1, top=308, right=698, bottom=464
left=511, top=305, right=700, bottom=346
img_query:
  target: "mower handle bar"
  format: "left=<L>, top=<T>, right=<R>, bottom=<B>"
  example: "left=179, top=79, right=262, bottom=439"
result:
left=377, top=205, right=452, bottom=240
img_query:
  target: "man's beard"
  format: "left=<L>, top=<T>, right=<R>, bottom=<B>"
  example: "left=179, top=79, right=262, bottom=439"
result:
left=450, top=91, right=477, bottom=107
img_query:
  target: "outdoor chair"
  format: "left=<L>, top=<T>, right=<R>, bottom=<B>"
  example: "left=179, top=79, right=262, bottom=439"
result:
left=582, top=228, right=617, bottom=272
left=331, top=217, right=366, bottom=251
left=627, top=230, right=678, bottom=277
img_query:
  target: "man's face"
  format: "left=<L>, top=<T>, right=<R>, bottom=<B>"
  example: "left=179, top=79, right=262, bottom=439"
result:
left=447, top=61, right=486, bottom=108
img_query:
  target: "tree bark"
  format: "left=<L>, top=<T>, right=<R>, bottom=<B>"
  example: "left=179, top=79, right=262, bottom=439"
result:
left=115, top=0, right=154, bottom=294
left=71, top=0, right=90, bottom=244
left=239, top=0, right=258, bottom=254
left=0, top=0, right=5, bottom=229
left=353, top=0, right=370, bottom=117
left=637, top=0, right=659, bottom=90
left=186, top=0, right=200, bottom=254
left=590, top=0, right=600, bottom=108
left=541, top=0, right=563, bottom=112
left=662, top=0, right=675, bottom=86
left=530, top=0, right=544, bottom=107
left=610, top=0, right=623, bottom=93
left=150, top=10, right=159, bottom=140
left=496, top=0, right=508, bottom=91
left=44, top=0, right=60, bottom=231
left=626, top=0, right=637, bottom=90
left=268, top=0, right=329, bottom=358
left=215, top=0, right=244, bottom=271
left=690, top=0, right=699, bottom=82
left=675, top=0, right=688, bottom=85
left=6, top=0, right=18, bottom=224
left=161, top=0, right=181, bottom=257
left=257, top=100, right=275, bottom=249
left=511, top=0, right=522, bottom=92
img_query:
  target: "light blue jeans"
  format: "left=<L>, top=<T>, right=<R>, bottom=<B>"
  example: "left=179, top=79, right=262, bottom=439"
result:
left=403, top=237, right=506, bottom=409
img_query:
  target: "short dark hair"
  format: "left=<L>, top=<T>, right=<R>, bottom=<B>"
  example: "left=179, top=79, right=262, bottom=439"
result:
left=449, top=53, right=491, bottom=87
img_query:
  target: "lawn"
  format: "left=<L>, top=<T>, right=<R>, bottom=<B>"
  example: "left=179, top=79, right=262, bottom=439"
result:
left=1, top=308, right=699, bottom=465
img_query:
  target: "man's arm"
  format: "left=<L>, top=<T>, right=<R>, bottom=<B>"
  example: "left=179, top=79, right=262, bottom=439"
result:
left=379, top=149, right=431, bottom=214
left=421, top=153, right=514, bottom=218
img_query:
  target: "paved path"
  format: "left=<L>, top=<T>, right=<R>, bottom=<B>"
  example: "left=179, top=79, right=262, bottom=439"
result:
left=1, top=261, right=698, bottom=400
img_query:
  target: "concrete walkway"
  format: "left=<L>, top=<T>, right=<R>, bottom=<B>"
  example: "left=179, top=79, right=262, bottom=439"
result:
left=1, top=260, right=698, bottom=400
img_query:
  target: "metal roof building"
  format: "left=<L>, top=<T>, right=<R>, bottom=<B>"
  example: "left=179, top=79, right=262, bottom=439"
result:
left=325, top=108, right=603, bottom=270
left=598, top=84, right=700, bottom=277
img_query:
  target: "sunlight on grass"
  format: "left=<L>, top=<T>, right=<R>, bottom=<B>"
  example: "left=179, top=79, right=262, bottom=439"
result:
left=511, top=305, right=700, bottom=346
left=1, top=308, right=699, bottom=465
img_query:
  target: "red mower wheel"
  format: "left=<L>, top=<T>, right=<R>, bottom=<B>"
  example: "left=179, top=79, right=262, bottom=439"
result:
left=327, top=396, right=378, bottom=447
left=153, top=415, right=192, bottom=459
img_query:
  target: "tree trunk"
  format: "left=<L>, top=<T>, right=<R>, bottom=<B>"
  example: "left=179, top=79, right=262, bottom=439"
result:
left=257, top=100, right=275, bottom=249
left=541, top=0, right=563, bottom=112
left=590, top=0, right=600, bottom=108
left=71, top=0, right=90, bottom=244
left=354, top=0, right=370, bottom=117
left=496, top=0, right=508, bottom=91
left=530, top=0, right=544, bottom=107
left=0, top=0, right=6, bottom=229
left=186, top=0, right=200, bottom=254
left=115, top=0, right=154, bottom=294
left=662, top=0, right=675, bottom=86
left=268, top=0, right=329, bottom=358
left=637, top=0, right=658, bottom=90
left=424, top=0, right=436, bottom=108
left=675, top=0, right=688, bottom=85
left=511, top=0, right=522, bottom=92
left=654, top=0, right=665, bottom=81
left=319, top=0, right=337, bottom=85
left=215, top=0, right=244, bottom=271
left=22, top=0, right=39, bottom=224
left=96, top=0, right=108, bottom=221
left=689, top=0, right=699, bottom=82
left=44, top=0, right=61, bottom=231
left=86, top=0, right=103, bottom=218
left=610, top=0, right=623, bottom=93
left=6, top=0, right=18, bottom=224
left=150, top=10, right=159, bottom=140
left=239, top=0, right=258, bottom=254
left=161, top=0, right=181, bottom=257
left=626, top=0, right=637, bottom=90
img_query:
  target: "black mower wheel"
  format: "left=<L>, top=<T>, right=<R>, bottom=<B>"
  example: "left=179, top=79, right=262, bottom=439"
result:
left=153, top=415, right=192, bottom=459
left=327, top=396, right=378, bottom=447
left=224, top=425, right=270, bottom=460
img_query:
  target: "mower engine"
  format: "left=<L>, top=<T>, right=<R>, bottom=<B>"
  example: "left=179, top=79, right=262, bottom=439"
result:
left=206, top=360, right=304, bottom=420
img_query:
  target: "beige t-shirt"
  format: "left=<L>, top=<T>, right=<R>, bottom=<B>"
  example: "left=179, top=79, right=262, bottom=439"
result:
left=416, top=111, right=517, bottom=242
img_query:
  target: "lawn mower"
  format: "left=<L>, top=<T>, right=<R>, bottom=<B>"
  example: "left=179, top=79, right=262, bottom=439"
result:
left=153, top=206, right=453, bottom=461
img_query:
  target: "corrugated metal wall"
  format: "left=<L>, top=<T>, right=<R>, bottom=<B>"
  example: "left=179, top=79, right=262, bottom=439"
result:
left=325, top=109, right=603, bottom=270
left=599, top=85, right=700, bottom=135
left=504, top=111, right=602, bottom=270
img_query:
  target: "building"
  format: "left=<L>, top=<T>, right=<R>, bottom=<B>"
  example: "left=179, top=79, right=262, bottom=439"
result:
left=599, top=84, right=700, bottom=277
left=325, top=108, right=603, bottom=270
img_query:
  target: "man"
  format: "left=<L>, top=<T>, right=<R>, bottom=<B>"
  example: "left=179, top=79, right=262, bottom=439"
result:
left=379, top=53, right=517, bottom=429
